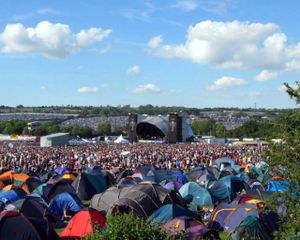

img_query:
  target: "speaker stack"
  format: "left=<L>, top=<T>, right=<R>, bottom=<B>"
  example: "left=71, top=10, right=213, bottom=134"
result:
left=128, top=113, right=138, bottom=143
left=167, top=113, right=183, bottom=143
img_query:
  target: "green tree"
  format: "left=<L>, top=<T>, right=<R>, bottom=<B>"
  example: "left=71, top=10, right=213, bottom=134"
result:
left=95, top=122, right=111, bottom=136
left=3, top=120, right=26, bottom=135
left=0, top=122, right=5, bottom=133
left=71, top=125, right=93, bottom=138
left=266, top=82, right=300, bottom=239
left=214, top=123, right=226, bottom=138
left=191, top=120, right=215, bottom=136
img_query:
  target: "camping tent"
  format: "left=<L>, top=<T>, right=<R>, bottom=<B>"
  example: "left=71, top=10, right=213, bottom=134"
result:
left=215, top=157, right=236, bottom=170
left=46, top=180, right=77, bottom=202
left=164, top=216, right=219, bottom=240
left=179, top=182, right=213, bottom=208
left=60, top=208, right=106, bottom=239
left=150, top=204, right=201, bottom=224
left=218, top=175, right=249, bottom=200
left=229, top=216, right=272, bottom=240
left=185, top=166, right=216, bottom=183
left=207, top=181, right=231, bottom=204
left=90, top=187, right=129, bottom=215
left=109, top=182, right=184, bottom=218
left=49, top=192, right=83, bottom=220
left=0, top=210, right=42, bottom=240
left=72, top=171, right=109, bottom=201
left=209, top=203, right=259, bottom=232
left=0, top=188, right=26, bottom=204
left=114, top=135, right=129, bottom=144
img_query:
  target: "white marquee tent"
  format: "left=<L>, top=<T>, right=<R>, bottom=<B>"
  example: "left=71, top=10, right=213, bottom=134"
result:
left=114, top=135, right=129, bottom=144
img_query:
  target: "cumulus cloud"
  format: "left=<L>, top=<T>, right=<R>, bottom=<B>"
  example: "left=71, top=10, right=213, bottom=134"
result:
left=133, top=83, right=161, bottom=94
left=254, top=70, right=280, bottom=81
left=78, top=87, right=98, bottom=93
left=76, top=28, right=111, bottom=48
left=278, top=85, right=288, bottom=93
left=148, top=20, right=300, bottom=79
left=172, top=0, right=198, bottom=11
left=208, top=76, right=247, bottom=91
left=127, top=65, right=140, bottom=74
left=148, top=35, right=163, bottom=49
left=278, top=83, right=298, bottom=93
left=0, top=21, right=112, bottom=58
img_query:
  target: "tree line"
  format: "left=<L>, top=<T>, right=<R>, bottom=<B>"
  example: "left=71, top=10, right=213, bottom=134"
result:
left=0, top=121, right=126, bottom=138
left=0, top=113, right=294, bottom=140
left=190, top=116, right=285, bottom=139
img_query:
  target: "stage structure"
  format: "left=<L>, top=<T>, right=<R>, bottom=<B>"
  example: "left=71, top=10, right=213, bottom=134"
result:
left=127, top=113, right=193, bottom=143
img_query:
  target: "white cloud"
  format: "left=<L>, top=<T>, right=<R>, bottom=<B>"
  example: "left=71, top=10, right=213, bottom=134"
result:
left=278, top=83, right=298, bottom=93
left=40, top=86, right=47, bottom=91
left=148, top=20, right=300, bottom=79
left=172, top=0, right=198, bottom=11
left=254, top=70, right=279, bottom=81
left=0, top=21, right=112, bottom=58
left=278, top=85, right=288, bottom=93
left=148, top=35, right=163, bottom=49
left=78, top=87, right=98, bottom=93
left=208, top=76, right=247, bottom=91
left=37, top=8, right=61, bottom=15
left=127, top=65, right=140, bottom=74
left=99, top=45, right=111, bottom=54
left=76, top=28, right=111, bottom=48
left=133, top=83, right=161, bottom=94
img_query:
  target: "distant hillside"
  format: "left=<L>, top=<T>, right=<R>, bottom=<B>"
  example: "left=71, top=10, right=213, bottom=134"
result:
left=0, top=105, right=295, bottom=117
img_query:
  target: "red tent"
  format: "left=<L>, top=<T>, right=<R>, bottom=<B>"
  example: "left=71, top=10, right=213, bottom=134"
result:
left=60, top=208, right=106, bottom=239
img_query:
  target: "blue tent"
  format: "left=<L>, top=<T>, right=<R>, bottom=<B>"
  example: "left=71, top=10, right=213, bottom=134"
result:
left=149, top=204, right=200, bottom=224
left=49, top=192, right=83, bottom=219
left=237, top=172, right=250, bottom=184
left=172, top=171, right=188, bottom=184
left=266, top=180, right=289, bottom=192
left=179, top=182, right=213, bottom=207
left=0, top=188, right=26, bottom=204
left=185, top=166, right=216, bottom=182
left=215, top=157, right=236, bottom=170
left=231, top=165, right=244, bottom=174
left=218, top=175, right=249, bottom=199
left=207, top=181, right=231, bottom=204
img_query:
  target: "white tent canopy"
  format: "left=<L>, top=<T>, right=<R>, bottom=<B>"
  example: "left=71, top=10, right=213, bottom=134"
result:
left=114, top=135, right=129, bottom=144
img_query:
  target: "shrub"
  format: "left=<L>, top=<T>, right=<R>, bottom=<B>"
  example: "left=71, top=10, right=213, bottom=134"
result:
left=83, top=214, right=187, bottom=240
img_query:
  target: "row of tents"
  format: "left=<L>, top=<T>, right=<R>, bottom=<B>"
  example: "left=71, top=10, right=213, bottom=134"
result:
left=0, top=157, right=290, bottom=239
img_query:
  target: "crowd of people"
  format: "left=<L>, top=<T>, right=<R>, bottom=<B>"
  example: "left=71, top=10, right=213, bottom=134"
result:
left=0, top=141, right=269, bottom=177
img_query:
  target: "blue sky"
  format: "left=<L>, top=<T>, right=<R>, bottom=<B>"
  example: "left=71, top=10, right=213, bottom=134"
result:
left=0, top=0, right=299, bottom=108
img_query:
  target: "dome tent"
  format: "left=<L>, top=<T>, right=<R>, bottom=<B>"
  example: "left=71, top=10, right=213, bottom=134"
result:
left=109, top=182, right=185, bottom=219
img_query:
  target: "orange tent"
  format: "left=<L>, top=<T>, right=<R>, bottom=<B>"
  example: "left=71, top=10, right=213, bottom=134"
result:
left=0, top=171, right=40, bottom=193
left=0, top=171, right=14, bottom=188
left=2, top=184, right=19, bottom=192
left=13, top=173, right=30, bottom=186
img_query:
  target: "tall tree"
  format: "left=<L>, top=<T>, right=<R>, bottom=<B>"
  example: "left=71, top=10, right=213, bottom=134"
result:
left=267, top=82, right=300, bottom=239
